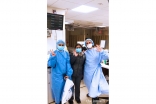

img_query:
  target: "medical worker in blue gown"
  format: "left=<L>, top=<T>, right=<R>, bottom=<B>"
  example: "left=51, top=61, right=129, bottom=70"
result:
left=48, top=40, right=73, bottom=104
left=83, top=39, right=109, bottom=104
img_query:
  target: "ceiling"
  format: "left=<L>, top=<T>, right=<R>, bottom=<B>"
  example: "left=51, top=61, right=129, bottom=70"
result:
left=47, top=0, right=109, bottom=28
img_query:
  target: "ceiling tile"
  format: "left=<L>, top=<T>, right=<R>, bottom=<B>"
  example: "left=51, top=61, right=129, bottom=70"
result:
left=85, top=0, right=109, bottom=9
left=47, top=0, right=58, bottom=6
left=92, top=15, right=108, bottom=20
left=65, top=9, right=108, bottom=19
left=47, top=0, right=109, bottom=27
left=68, top=14, right=93, bottom=20
left=61, top=0, right=93, bottom=5
left=65, top=11, right=82, bottom=18
left=88, top=9, right=109, bottom=17
left=50, top=0, right=80, bottom=9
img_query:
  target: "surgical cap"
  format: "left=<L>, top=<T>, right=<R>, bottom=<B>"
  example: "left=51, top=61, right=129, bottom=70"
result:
left=85, top=39, right=94, bottom=47
left=56, top=40, right=65, bottom=45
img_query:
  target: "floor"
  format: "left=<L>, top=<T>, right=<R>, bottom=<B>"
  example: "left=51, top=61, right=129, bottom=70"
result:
left=49, top=80, right=109, bottom=104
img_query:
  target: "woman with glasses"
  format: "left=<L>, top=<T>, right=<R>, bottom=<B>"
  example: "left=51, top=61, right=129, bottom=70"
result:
left=84, top=39, right=109, bottom=104
left=48, top=40, right=73, bottom=104
left=68, top=43, right=86, bottom=104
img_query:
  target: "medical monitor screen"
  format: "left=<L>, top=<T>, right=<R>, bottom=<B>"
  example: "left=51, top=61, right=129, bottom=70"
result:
left=47, top=13, right=64, bottom=30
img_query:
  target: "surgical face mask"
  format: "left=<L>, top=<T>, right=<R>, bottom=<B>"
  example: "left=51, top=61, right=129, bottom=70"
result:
left=87, top=44, right=92, bottom=48
left=57, top=46, right=65, bottom=51
left=76, top=48, right=82, bottom=53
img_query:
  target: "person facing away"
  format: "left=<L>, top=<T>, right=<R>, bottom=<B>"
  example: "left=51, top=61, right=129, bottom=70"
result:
left=48, top=40, right=73, bottom=104
left=68, top=43, right=86, bottom=104
left=83, top=39, right=109, bottom=104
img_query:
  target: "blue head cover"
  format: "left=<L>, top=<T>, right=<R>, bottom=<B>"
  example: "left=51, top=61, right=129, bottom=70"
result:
left=56, top=40, right=65, bottom=51
left=85, top=39, right=94, bottom=47
left=56, top=40, right=65, bottom=45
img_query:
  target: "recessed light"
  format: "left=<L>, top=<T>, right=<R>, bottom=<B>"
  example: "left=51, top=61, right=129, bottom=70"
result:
left=72, top=5, right=98, bottom=13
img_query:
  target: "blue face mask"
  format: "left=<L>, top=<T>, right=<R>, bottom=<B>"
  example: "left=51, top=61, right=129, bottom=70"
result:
left=76, top=48, right=82, bottom=53
left=57, top=46, right=65, bottom=51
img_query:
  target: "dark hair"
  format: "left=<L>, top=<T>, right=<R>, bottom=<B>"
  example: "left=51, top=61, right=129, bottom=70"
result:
left=82, top=47, right=87, bottom=51
left=75, top=43, right=82, bottom=48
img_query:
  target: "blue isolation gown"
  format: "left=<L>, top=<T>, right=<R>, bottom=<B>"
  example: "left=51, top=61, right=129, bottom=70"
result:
left=84, top=48, right=109, bottom=98
left=48, top=50, right=73, bottom=103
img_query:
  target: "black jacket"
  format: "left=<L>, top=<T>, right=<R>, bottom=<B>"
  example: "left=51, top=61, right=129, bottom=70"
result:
left=70, top=53, right=85, bottom=77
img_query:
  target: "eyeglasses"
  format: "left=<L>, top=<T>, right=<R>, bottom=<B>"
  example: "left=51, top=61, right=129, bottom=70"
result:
left=58, top=44, right=64, bottom=46
left=86, top=42, right=92, bottom=44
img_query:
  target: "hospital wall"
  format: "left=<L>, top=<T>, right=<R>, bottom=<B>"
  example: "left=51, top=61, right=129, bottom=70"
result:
left=66, top=28, right=92, bottom=47
left=47, top=6, right=66, bottom=52
left=66, top=28, right=109, bottom=49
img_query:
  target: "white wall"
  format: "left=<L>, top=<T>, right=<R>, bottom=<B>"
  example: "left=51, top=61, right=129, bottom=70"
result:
left=47, top=7, right=66, bottom=53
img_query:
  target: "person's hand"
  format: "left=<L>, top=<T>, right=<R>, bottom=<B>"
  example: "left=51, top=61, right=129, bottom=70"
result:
left=73, top=50, right=78, bottom=56
left=96, top=44, right=102, bottom=52
left=50, top=49, right=56, bottom=56
left=64, top=76, right=68, bottom=80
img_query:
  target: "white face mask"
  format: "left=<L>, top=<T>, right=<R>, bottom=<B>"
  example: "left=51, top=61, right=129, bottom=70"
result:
left=87, top=44, right=92, bottom=48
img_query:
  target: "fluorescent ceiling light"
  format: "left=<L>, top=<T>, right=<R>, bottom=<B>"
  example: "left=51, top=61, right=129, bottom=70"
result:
left=97, top=26, right=106, bottom=27
left=65, top=22, right=70, bottom=24
left=72, top=5, right=98, bottom=13
left=65, top=19, right=74, bottom=24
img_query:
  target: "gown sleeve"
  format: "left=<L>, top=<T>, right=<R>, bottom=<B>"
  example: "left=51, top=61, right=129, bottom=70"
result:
left=66, top=52, right=73, bottom=79
left=100, top=49, right=109, bottom=60
left=48, top=52, right=57, bottom=68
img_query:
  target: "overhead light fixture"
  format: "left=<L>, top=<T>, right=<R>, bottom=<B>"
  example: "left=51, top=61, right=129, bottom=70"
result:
left=72, top=5, right=98, bottom=13
left=65, top=22, right=70, bottom=24
left=65, top=19, right=74, bottom=24
left=97, top=26, right=107, bottom=27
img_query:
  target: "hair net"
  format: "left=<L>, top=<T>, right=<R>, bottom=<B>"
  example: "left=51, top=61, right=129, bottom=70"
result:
left=85, top=39, right=94, bottom=47
left=56, top=40, right=66, bottom=45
